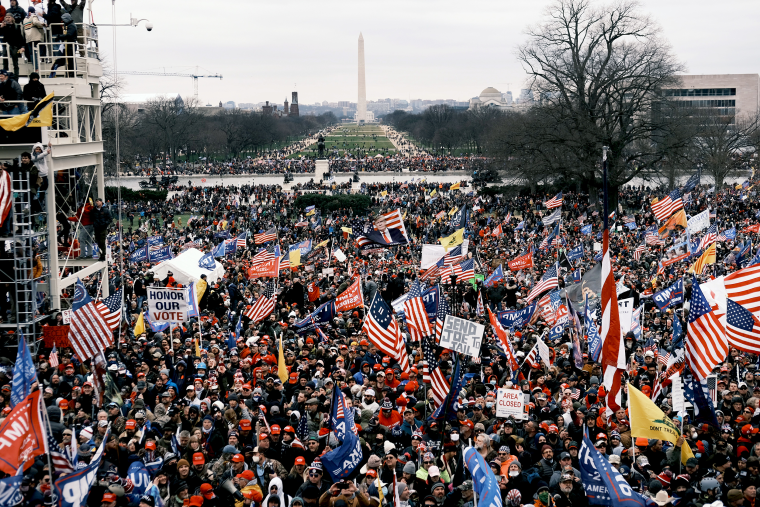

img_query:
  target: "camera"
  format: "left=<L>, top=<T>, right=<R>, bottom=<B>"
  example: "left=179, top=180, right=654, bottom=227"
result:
left=145, top=22, right=153, bottom=31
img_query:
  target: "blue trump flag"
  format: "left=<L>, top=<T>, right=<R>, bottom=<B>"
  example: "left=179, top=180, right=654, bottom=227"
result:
left=198, top=252, right=216, bottom=270
left=55, top=428, right=110, bottom=507
left=581, top=224, right=592, bottom=234
left=10, top=333, right=37, bottom=408
left=430, top=357, right=462, bottom=422
left=497, top=302, right=537, bottom=330
left=463, top=448, right=501, bottom=507
left=422, top=285, right=439, bottom=323
left=127, top=460, right=151, bottom=496
left=321, top=386, right=362, bottom=482
left=130, top=246, right=148, bottom=263
left=653, top=278, right=684, bottom=310
left=585, top=296, right=602, bottom=362
left=567, top=244, right=585, bottom=262
left=0, top=467, right=23, bottom=507
left=683, top=372, right=719, bottom=427
left=484, top=264, right=504, bottom=287
left=148, top=245, right=172, bottom=262
left=672, top=314, right=684, bottom=349
left=147, top=235, right=164, bottom=246
left=579, top=430, right=612, bottom=504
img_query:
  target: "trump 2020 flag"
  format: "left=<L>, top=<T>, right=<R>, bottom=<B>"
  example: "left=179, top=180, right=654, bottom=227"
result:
left=484, top=264, right=504, bottom=288
left=198, top=252, right=216, bottom=270
left=463, top=448, right=501, bottom=507
left=55, top=428, right=109, bottom=507
left=10, top=333, right=37, bottom=408
left=579, top=430, right=611, bottom=505
left=321, top=389, right=362, bottom=482
left=0, top=466, right=24, bottom=507
left=127, top=460, right=151, bottom=496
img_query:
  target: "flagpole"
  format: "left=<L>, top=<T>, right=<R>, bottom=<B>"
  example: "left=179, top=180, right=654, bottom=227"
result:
left=40, top=392, right=58, bottom=480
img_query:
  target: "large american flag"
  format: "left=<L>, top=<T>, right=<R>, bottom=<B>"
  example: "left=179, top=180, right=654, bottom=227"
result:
left=634, top=244, right=647, bottom=261
left=403, top=280, right=433, bottom=341
left=0, top=169, right=10, bottom=226
left=698, top=224, right=718, bottom=252
left=651, top=189, right=684, bottom=222
left=435, top=288, right=450, bottom=342
left=251, top=244, right=277, bottom=265
left=726, top=299, right=760, bottom=354
left=420, top=258, right=444, bottom=282
left=422, top=335, right=449, bottom=408
left=95, top=288, right=122, bottom=331
left=686, top=276, right=728, bottom=380
left=725, top=265, right=760, bottom=315
left=245, top=282, right=277, bottom=323
left=68, top=280, right=114, bottom=361
left=254, top=227, right=277, bottom=244
left=362, top=293, right=410, bottom=373
left=236, top=232, right=248, bottom=249
left=646, top=231, right=665, bottom=246
left=440, top=258, right=475, bottom=282
left=526, top=264, right=558, bottom=303
left=544, top=192, right=563, bottom=209
left=441, top=244, right=465, bottom=266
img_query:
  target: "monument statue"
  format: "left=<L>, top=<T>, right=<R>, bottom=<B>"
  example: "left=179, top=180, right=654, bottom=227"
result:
left=317, top=134, right=325, bottom=159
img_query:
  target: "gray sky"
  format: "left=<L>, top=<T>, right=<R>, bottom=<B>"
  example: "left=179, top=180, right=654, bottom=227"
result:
left=89, top=0, right=760, bottom=106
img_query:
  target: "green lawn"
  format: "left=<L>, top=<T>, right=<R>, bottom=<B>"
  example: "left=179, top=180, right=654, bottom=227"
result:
left=288, top=123, right=398, bottom=158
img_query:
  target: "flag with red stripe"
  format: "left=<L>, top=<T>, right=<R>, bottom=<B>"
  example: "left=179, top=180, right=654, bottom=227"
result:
left=362, top=293, right=410, bottom=373
left=686, top=275, right=728, bottom=380
left=68, top=280, right=114, bottom=362
left=403, top=280, right=433, bottom=341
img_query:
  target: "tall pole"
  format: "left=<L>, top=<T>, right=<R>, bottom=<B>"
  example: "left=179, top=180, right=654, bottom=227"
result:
left=112, top=0, right=125, bottom=313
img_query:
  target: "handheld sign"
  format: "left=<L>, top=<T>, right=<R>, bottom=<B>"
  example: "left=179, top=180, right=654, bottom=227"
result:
left=147, top=287, right=189, bottom=323
left=439, top=315, right=485, bottom=359
left=495, top=388, right=526, bottom=420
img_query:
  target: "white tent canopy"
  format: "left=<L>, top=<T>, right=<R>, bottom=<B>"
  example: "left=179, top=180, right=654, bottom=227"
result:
left=151, top=248, right=225, bottom=286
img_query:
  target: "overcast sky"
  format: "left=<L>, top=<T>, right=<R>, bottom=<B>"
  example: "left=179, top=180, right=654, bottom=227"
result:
left=87, top=0, right=760, bottom=106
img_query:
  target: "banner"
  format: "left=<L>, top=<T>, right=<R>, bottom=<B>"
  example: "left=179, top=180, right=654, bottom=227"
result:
left=321, top=387, right=362, bottom=482
left=148, top=245, right=172, bottom=262
left=567, top=244, right=585, bottom=262
left=495, top=389, right=526, bottom=419
left=11, top=337, right=37, bottom=408
left=661, top=240, right=690, bottom=267
left=420, top=241, right=468, bottom=269
left=564, top=263, right=601, bottom=313
left=618, top=297, right=634, bottom=334
left=129, top=246, right=148, bottom=263
left=127, top=461, right=151, bottom=496
left=147, top=235, right=164, bottom=246
left=0, top=468, right=23, bottom=507
left=497, top=302, right=537, bottom=330
left=0, top=390, right=45, bottom=474
left=687, top=209, right=711, bottom=234
left=579, top=431, right=612, bottom=505
left=247, top=256, right=280, bottom=279
left=422, top=286, right=439, bottom=323
left=335, top=278, right=363, bottom=312
left=653, top=278, right=684, bottom=310
left=439, top=315, right=485, bottom=358
left=146, top=287, right=189, bottom=323
left=484, top=264, right=504, bottom=287
left=508, top=252, right=533, bottom=271
left=55, top=428, right=109, bottom=507
left=463, top=448, right=502, bottom=507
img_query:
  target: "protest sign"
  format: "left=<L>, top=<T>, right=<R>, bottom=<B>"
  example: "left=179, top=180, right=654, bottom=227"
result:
left=653, top=278, right=684, bottom=310
left=496, top=388, right=526, bottom=420
left=42, top=325, right=71, bottom=348
left=335, top=278, right=364, bottom=312
left=439, top=315, right=485, bottom=358
left=618, top=297, right=634, bottom=333
left=147, top=287, right=189, bottom=323
left=508, top=252, right=533, bottom=271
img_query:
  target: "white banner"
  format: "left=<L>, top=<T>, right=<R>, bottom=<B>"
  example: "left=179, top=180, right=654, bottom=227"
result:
left=147, top=287, right=189, bottom=323
left=496, top=388, right=526, bottom=420
left=618, top=297, right=634, bottom=334
left=687, top=209, right=710, bottom=234
left=537, top=335, right=551, bottom=369
left=420, top=240, right=469, bottom=269
left=439, top=315, right=485, bottom=358
left=333, top=249, right=347, bottom=262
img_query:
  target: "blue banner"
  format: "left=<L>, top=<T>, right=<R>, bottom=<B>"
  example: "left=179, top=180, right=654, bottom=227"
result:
left=289, top=239, right=312, bottom=255
left=722, top=227, right=737, bottom=241
left=198, top=252, right=215, bottom=270
left=585, top=296, right=602, bottom=362
left=672, top=314, right=683, bottom=349
left=653, top=278, right=684, bottom=310
left=683, top=373, right=719, bottom=427
left=497, top=302, right=536, bottom=330
left=0, top=467, right=23, bottom=507
left=130, top=246, right=148, bottom=263
left=127, top=461, right=151, bottom=496
left=55, top=430, right=109, bottom=507
left=147, top=235, right=164, bottom=247
left=148, top=245, right=172, bottom=263
left=567, top=245, right=585, bottom=262
left=625, top=221, right=637, bottom=230
left=10, top=334, right=37, bottom=408
left=484, top=264, right=504, bottom=287
left=321, top=385, right=362, bottom=482
left=581, top=224, right=592, bottom=234
left=579, top=431, right=611, bottom=504
left=422, top=286, right=439, bottom=323
left=463, top=448, right=502, bottom=507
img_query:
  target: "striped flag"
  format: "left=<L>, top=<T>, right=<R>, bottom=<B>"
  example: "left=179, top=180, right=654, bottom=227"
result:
left=47, top=432, right=74, bottom=474
left=68, top=280, right=114, bottom=362
left=0, top=169, right=10, bottom=226
left=435, top=288, right=450, bottom=342
left=651, top=189, right=684, bottom=222
left=689, top=243, right=716, bottom=275
left=49, top=345, right=59, bottom=368
left=244, top=282, right=277, bottom=324
left=236, top=232, right=247, bottom=249
left=643, top=336, right=658, bottom=356
left=657, top=351, right=671, bottom=366
left=686, top=276, right=728, bottom=380
left=698, top=224, right=718, bottom=252
left=254, top=227, right=277, bottom=244
left=526, top=264, right=558, bottom=303
left=542, top=208, right=561, bottom=226
left=95, top=288, right=122, bottom=331
left=403, top=281, right=433, bottom=341
left=422, top=335, right=449, bottom=407
left=251, top=244, right=277, bottom=265
left=440, top=258, right=476, bottom=282
left=646, top=231, right=665, bottom=246
left=726, top=299, right=760, bottom=354
left=362, top=293, right=410, bottom=373
left=544, top=192, right=563, bottom=209
left=724, top=265, right=760, bottom=315
left=634, top=244, right=647, bottom=261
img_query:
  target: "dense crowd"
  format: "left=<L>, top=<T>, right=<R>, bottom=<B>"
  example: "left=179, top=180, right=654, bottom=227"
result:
left=6, top=173, right=760, bottom=507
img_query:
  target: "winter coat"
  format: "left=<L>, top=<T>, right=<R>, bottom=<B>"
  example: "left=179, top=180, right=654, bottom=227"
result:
left=23, top=13, right=44, bottom=43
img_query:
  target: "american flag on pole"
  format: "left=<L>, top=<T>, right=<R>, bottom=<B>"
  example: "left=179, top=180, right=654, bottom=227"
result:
left=657, top=351, right=671, bottom=366
left=0, top=169, right=10, bottom=226
left=251, top=244, right=277, bottom=265
left=544, top=192, right=563, bottom=209
left=49, top=345, right=59, bottom=368
left=236, top=232, right=247, bottom=249
left=724, top=265, right=760, bottom=315
left=440, top=258, right=476, bottom=282
left=47, top=432, right=74, bottom=474
left=254, top=227, right=277, bottom=244
left=420, top=258, right=444, bottom=282
left=634, top=244, right=647, bottom=261
left=362, top=293, right=410, bottom=373
left=646, top=230, right=665, bottom=246
left=403, top=280, right=433, bottom=341
left=698, top=224, right=718, bottom=252
left=68, top=280, right=114, bottom=362
left=651, top=189, right=684, bottom=222
left=526, top=264, right=558, bottom=303
left=686, top=276, right=728, bottom=380
left=244, top=282, right=277, bottom=323
left=422, top=335, right=449, bottom=408
left=643, top=336, right=658, bottom=356
left=435, top=288, right=450, bottom=342
left=95, top=288, right=122, bottom=331
left=726, top=299, right=760, bottom=354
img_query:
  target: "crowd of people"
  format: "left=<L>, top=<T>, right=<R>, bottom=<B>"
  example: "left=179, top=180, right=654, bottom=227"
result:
left=6, top=171, right=760, bottom=507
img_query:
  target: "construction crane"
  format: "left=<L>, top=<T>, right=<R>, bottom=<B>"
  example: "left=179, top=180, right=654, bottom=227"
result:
left=119, top=70, right=223, bottom=100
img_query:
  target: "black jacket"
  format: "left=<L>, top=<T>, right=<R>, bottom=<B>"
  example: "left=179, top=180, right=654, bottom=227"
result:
left=91, top=205, right=113, bottom=231
left=0, top=21, right=24, bottom=48
left=23, top=80, right=46, bottom=104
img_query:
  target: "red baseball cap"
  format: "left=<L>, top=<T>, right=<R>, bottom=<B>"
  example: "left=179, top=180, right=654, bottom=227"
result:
left=231, top=454, right=245, bottom=463
left=259, top=433, right=269, bottom=441
left=102, top=492, right=117, bottom=502
left=385, top=368, right=394, bottom=376
left=270, top=424, right=281, bottom=435
left=200, top=484, right=214, bottom=498
left=239, top=419, right=252, bottom=431
left=460, top=419, right=474, bottom=430
left=366, top=469, right=377, bottom=478
left=241, top=470, right=255, bottom=481
left=189, top=496, right=204, bottom=507
left=193, top=452, right=205, bottom=465
left=295, top=456, right=306, bottom=465
left=125, top=419, right=137, bottom=430
left=145, top=441, right=156, bottom=451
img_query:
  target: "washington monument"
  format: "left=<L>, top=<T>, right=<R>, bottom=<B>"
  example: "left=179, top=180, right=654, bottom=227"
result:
left=357, top=33, right=367, bottom=123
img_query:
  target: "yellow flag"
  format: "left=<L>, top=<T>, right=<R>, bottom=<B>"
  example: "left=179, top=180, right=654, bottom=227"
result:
left=341, top=227, right=352, bottom=234
left=380, top=191, right=387, bottom=197
left=688, top=243, right=716, bottom=274
left=196, top=279, right=207, bottom=302
left=628, top=383, right=695, bottom=465
left=448, top=206, right=459, bottom=216
left=449, top=182, right=461, bottom=191
left=195, top=338, right=201, bottom=357
left=0, top=92, right=54, bottom=131
left=277, top=337, right=288, bottom=383
left=658, top=209, right=687, bottom=237
left=430, top=189, right=437, bottom=197
left=376, top=477, right=384, bottom=502
left=315, top=239, right=330, bottom=249
left=290, top=249, right=301, bottom=267
left=306, top=210, right=315, bottom=216
left=736, top=183, right=743, bottom=190
left=440, top=228, right=464, bottom=251
left=133, top=312, right=145, bottom=336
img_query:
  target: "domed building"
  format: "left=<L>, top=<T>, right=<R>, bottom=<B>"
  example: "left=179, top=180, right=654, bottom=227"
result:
left=468, top=86, right=511, bottom=111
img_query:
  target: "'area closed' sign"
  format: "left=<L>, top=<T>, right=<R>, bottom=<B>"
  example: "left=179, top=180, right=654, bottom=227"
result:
left=496, top=388, right=527, bottom=420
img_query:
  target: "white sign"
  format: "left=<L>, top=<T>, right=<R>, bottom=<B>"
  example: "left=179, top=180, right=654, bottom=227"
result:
left=496, top=388, right=526, bottom=420
left=62, top=309, right=72, bottom=324
left=618, top=297, right=634, bottom=333
left=439, top=315, right=485, bottom=358
left=687, top=209, right=710, bottom=234
left=321, top=268, right=335, bottom=276
left=671, top=373, right=685, bottom=415
left=593, top=242, right=602, bottom=252
left=147, top=287, right=189, bottom=323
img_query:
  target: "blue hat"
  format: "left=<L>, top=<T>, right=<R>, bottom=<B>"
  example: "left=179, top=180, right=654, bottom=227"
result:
left=28, top=6, right=35, bottom=12
left=197, top=362, right=207, bottom=369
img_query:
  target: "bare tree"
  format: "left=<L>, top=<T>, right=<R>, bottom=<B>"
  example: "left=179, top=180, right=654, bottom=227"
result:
left=516, top=0, right=685, bottom=207
left=140, top=96, right=204, bottom=166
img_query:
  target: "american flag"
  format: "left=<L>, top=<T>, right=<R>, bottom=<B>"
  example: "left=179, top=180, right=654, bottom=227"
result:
left=420, top=258, right=444, bottom=282
left=95, top=288, right=122, bottom=331
left=544, top=192, right=563, bottom=209
left=361, top=293, right=410, bottom=373
left=49, top=345, right=59, bottom=368
left=686, top=276, right=728, bottom=380
left=646, top=232, right=665, bottom=246
left=538, top=290, right=560, bottom=324
left=181, top=239, right=201, bottom=251
left=434, top=287, right=450, bottom=342
left=296, top=410, right=309, bottom=442
left=441, top=258, right=476, bottom=282
left=254, top=227, right=277, bottom=244
left=725, top=265, right=760, bottom=314
left=422, top=335, right=449, bottom=408
left=526, top=264, right=558, bottom=303
left=403, top=280, right=433, bottom=341
left=279, top=252, right=290, bottom=271
left=726, top=299, right=760, bottom=354
left=251, top=244, right=277, bottom=265
left=245, top=282, right=277, bottom=323
left=441, top=245, right=466, bottom=266
left=643, top=336, right=658, bottom=356
left=698, top=224, right=718, bottom=252
left=47, top=432, right=74, bottom=474
left=68, top=280, right=114, bottom=361
left=0, top=169, right=10, bottom=226
left=651, top=189, right=684, bottom=222
left=236, top=232, right=247, bottom=249
left=657, top=351, right=671, bottom=366
left=634, top=244, right=647, bottom=261
left=295, top=220, right=308, bottom=227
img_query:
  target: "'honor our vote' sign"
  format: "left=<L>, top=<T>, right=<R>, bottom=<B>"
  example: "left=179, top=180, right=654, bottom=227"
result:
left=439, top=315, right=485, bottom=359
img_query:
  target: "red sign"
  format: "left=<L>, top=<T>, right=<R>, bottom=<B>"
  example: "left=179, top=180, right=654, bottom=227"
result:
left=742, top=224, right=760, bottom=234
left=42, top=325, right=71, bottom=348
left=0, top=390, right=46, bottom=474
left=335, top=277, right=364, bottom=312
left=247, top=258, right=280, bottom=279
left=661, top=251, right=690, bottom=267
left=508, top=252, right=533, bottom=271
left=307, top=282, right=320, bottom=302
